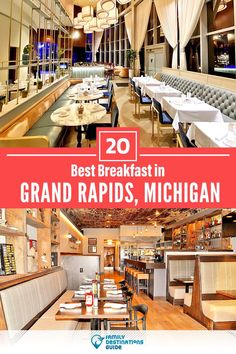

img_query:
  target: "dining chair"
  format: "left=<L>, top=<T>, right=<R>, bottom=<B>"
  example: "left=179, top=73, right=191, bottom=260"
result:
left=85, top=104, right=119, bottom=146
left=99, top=91, right=114, bottom=113
left=103, top=81, right=114, bottom=98
left=152, top=97, right=173, bottom=146
left=107, top=304, right=148, bottom=330
left=176, top=122, right=197, bottom=148
left=119, top=280, right=127, bottom=287
left=99, top=78, right=110, bottom=90
left=134, top=86, right=152, bottom=120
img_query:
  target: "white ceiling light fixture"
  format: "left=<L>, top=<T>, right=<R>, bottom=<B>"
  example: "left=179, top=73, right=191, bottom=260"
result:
left=98, top=18, right=110, bottom=29
left=82, top=6, right=94, bottom=21
left=73, top=17, right=83, bottom=29
left=101, top=0, right=116, bottom=12
left=218, top=0, right=227, bottom=12
left=117, top=0, right=131, bottom=4
left=97, top=1, right=109, bottom=19
left=77, top=12, right=87, bottom=26
left=107, top=7, right=118, bottom=25
left=84, top=22, right=93, bottom=33
left=89, top=17, right=98, bottom=30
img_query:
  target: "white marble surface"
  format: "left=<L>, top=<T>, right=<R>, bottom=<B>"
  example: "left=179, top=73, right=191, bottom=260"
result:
left=50, top=103, right=106, bottom=127
left=163, top=97, right=224, bottom=131
left=187, top=122, right=236, bottom=147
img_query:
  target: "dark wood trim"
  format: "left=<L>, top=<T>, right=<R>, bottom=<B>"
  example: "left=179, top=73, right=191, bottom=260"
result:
left=199, top=255, right=236, bottom=262
left=124, top=259, right=165, bottom=270
left=202, top=294, right=233, bottom=301
left=0, top=267, right=62, bottom=291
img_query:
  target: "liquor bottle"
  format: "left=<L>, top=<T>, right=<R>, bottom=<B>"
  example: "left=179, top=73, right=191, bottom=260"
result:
left=92, top=280, right=98, bottom=308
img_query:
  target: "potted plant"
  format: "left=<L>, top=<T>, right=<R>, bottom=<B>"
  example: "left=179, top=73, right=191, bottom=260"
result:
left=22, top=44, right=34, bottom=65
left=55, top=67, right=61, bottom=79
left=126, top=49, right=137, bottom=78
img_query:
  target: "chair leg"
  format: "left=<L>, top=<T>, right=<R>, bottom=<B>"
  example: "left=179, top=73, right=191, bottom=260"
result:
left=138, top=103, right=140, bottom=120
left=151, top=109, right=154, bottom=139
left=157, top=118, right=160, bottom=147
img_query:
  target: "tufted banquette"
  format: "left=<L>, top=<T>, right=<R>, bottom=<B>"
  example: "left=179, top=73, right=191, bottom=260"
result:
left=160, top=73, right=236, bottom=122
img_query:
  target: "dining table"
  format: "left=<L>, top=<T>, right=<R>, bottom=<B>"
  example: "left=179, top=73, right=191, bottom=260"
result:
left=133, top=77, right=162, bottom=89
left=73, top=283, right=124, bottom=302
left=50, top=103, right=106, bottom=147
left=162, top=97, right=224, bottom=131
left=187, top=122, right=236, bottom=147
left=174, top=278, right=194, bottom=293
left=144, top=85, right=181, bottom=104
left=55, top=301, right=129, bottom=330
left=67, top=90, right=104, bottom=102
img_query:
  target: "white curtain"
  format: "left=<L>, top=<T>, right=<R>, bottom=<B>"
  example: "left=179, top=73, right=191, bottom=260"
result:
left=93, top=31, right=104, bottom=62
left=154, top=0, right=178, bottom=69
left=135, top=0, right=153, bottom=71
left=124, top=12, right=132, bottom=45
left=178, top=0, right=205, bottom=70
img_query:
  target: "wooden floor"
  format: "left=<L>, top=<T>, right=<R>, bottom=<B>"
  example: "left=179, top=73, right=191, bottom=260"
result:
left=78, top=271, right=205, bottom=330
left=65, top=78, right=176, bottom=148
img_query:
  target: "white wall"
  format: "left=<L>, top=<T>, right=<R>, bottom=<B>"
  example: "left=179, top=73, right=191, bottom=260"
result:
left=82, top=228, right=120, bottom=272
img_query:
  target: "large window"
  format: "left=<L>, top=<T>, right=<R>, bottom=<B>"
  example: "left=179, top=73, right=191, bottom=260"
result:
left=207, top=0, right=235, bottom=78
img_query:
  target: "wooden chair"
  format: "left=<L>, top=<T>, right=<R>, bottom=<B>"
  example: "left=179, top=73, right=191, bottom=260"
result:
left=107, top=304, right=148, bottom=330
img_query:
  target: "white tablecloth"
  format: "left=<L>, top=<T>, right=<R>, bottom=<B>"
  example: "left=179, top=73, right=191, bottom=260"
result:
left=187, top=122, right=236, bottom=147
left=162, top=97, right=224, bottom=131
left=133, top=77, right=162, bottom=89
left=144, top=86, right=181, bottom=105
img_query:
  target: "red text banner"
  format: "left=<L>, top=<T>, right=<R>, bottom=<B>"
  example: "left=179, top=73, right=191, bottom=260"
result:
left=0, top=128, right=235, bottom=208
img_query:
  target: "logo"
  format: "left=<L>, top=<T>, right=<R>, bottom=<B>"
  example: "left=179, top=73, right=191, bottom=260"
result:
left=91, top=335, right=105, bottom=349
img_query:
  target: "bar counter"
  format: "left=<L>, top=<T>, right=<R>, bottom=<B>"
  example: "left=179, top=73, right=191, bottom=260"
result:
left=124, top=259, right=166, bottom=300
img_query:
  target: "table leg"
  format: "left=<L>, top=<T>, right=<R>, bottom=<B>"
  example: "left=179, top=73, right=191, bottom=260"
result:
left=77, top=126, right=82, bottom=148
left=186, top=284, right=190, bottom=293
left=91, top=319, right=101, bottom=330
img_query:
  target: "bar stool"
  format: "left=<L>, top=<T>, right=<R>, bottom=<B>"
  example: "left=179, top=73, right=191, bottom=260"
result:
left=131, top=269, right=143, bottom=290
left=135, top=273, right=149, bottom=295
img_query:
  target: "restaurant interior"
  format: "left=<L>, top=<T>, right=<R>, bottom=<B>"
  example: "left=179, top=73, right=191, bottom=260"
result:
left=0, top=0, right=236, bottom=148
left=0, top=207, right=236, bottom=331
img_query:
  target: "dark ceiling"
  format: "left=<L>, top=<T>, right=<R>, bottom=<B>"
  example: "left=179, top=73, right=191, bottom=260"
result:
left=63, top=208, right=201, bottom=229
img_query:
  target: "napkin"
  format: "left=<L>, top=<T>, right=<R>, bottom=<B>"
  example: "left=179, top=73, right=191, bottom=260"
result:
left=80, top=285, right=92, bottom=290
left=103, top=285, right=117, bottom=289
left=106, top=290, right=122, bottom=295
left=74, top=290, right=85, bottom=295
left=104, top=303, right=126, bottom=309
left=104, top=279, right=115, bottom=283
left=60, top=303, right=81, bottom=309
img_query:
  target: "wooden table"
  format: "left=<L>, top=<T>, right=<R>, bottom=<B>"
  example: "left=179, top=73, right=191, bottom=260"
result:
left=56, top=302, right=129, bottom=330
left=174, top=278, right=194, bottom=293
left=217, top=290, right=236, bottom=299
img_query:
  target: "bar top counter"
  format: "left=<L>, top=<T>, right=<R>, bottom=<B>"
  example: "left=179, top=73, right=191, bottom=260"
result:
left=124, top=258, right=165, bottom=270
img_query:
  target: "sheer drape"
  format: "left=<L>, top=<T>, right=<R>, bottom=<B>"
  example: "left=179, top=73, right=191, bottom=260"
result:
left=178, top=0, right=205, bottom=70
left=124, top=12, right=132, bottom=44
left=135, top=0, right=153, bottom=71
left=93, top=31, right=104, bottom=62
left=154, top=0, right=178, bottom=69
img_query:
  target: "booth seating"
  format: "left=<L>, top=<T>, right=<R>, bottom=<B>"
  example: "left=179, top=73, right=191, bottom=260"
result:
left=0, top=269, right=78, bottom=330
left=184, top=255, right=236, bottom=330
left=166, top=255, right=195, bottom=305
left=160, top=73, right=236, bottom=122
left=0, top=80, right=78, bottom=147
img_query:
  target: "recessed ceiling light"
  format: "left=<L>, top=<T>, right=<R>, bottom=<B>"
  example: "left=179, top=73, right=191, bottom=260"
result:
left=226, top=215, right=233, bottom=218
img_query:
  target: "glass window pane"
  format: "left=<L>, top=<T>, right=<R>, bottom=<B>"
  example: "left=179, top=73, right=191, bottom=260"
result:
left=208, top=0, right=234, bottom=32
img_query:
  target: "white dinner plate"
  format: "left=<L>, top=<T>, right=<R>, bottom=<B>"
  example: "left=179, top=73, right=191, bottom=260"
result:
left=60, top=303, right=81, bottom=309
left=104, top=303, right=126, bottom=309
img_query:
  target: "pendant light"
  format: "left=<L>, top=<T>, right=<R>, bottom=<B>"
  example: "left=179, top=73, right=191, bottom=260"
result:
left=89, top=18, right=98, bottom=31
left=101, top=0, right=116, bottom=12
left=82, top=6, right=94, bottom=22
left=98, top=18, right=110, bottom=29
left=107, top=7, right=118, bottom=25
left=73, top=17, right=83, bottom=29
left=77, top=12, right=86, bottom=26
left=84, top=22, right=93, bottom=33
left=97, top=1, right=108, bottom=19
left=117, top=0, right=131, bottom=4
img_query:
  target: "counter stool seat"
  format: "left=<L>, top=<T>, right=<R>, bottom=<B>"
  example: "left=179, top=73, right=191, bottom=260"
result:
left=135, top=273, right=149, bottom=294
